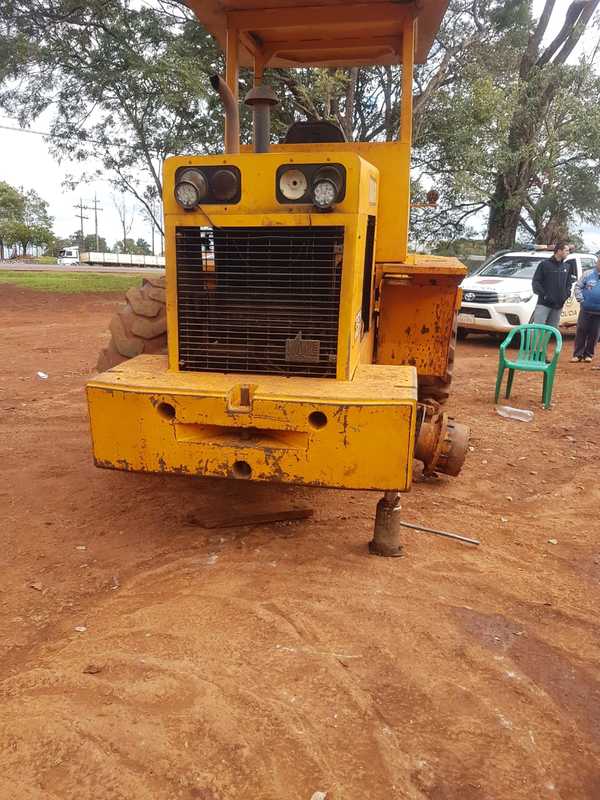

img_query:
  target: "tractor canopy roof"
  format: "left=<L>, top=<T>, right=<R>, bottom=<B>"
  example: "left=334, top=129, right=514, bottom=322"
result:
left=185, top=0, right=448, bottom=67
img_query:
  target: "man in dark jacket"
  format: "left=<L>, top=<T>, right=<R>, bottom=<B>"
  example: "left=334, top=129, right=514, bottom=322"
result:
left=571, top=254, right=600, bottom=362
left=531, top=241, right=576, bottom=328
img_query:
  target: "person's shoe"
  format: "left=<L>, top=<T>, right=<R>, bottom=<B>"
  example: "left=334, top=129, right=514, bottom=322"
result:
left=584, top=356, right=593, bottom=362
left=570, top=356, right=583, bottom=362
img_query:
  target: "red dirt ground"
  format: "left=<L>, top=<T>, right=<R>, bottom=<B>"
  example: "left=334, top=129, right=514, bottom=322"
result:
left=1, top=285, right=599, bottom=800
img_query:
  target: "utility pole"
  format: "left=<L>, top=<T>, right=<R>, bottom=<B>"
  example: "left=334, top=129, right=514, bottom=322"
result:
left=90, top=194, right=103, bottom=251
left=74, top=197, right=103, bottom=252
left=74, top=199, right=89, bottom=252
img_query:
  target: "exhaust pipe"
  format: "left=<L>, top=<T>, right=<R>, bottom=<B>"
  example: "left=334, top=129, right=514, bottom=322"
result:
left=210, top=74, right=240, bottom=154
left=244, top=85, right=279, bottom=153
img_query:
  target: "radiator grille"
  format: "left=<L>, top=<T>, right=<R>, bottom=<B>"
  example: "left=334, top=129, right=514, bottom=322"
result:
left=462, top=290, right=498, bottom=303
left=176, top=226, right=344, bottom=377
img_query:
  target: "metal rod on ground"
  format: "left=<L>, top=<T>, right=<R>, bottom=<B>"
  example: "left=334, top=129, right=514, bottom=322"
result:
left=399, top=520, right=480, bottom=546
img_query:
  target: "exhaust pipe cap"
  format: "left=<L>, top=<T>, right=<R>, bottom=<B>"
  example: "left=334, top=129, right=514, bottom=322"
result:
left=244, top=85, right=279, bottom=107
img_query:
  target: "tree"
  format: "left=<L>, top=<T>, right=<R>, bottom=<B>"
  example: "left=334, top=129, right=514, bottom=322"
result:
left=139, top=197, right=162, bottom=255
left=0, top=181, right=25, bottom=259
left=409, top=0, right=600, bottom=251
left=113, top=195, right=134, bottom=251
left=2, top=221, right=53, bottom=255
left=134, top=238, right=152, bottom=255
left=83, top=233, right=107, bottom=252
left=49, top=235, right=76, bottom=257
left=519, top=65, right=600, bottom=245
left=0, top=184, right=53, bottom=256
left=0, top=0, right=225, bottom=235
left=113, top=237, right=151, bottom=255
left=2, top=0, right=599, bottom=253
left=486, top=0, right=600, bottom=252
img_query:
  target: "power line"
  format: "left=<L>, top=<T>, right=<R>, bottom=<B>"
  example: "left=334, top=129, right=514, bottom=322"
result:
left=0, top=122, right=104, bottom=147
left=0, top=119, right=164, bottom=153
left=0, top=123, right=54, bottom=137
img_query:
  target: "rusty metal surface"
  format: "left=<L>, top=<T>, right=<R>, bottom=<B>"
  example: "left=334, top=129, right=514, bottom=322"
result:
left=87, top=356, right=418, bottom=491
left=414, top=403, right=469, bottom=477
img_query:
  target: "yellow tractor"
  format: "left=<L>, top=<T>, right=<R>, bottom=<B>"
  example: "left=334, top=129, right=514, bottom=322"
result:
left=88, top=0, right=469, bottom=557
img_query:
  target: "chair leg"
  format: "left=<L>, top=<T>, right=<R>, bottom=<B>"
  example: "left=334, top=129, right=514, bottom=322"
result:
left=543, top=371, right=555, bottom=409
left=505, top=369, right=515, bottom=399
left=495, top=365, right=505, bottom=403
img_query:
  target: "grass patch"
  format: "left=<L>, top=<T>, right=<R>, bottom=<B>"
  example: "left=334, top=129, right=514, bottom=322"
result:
left=0, top=270, right=142, bottom=293
left=32, top=256, right=58, bottom=265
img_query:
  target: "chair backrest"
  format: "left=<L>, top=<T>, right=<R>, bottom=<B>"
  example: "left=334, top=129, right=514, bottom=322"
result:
left=513, top=324, right=562, bottom=362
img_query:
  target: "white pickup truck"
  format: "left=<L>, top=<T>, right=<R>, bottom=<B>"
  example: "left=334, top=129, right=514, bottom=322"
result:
left=458, top=248, right=598, bottom=337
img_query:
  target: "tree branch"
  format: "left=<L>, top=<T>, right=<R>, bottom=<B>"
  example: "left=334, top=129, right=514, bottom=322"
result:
left=537, top=0, right=599, bottom=67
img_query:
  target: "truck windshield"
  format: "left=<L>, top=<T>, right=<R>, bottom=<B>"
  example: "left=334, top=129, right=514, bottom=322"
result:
left=479, top=256, right=544, bottom=279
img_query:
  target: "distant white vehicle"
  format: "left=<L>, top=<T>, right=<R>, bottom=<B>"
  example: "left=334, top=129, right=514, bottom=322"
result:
left=56, top=248, right=165, bottom=268
left=80, top=251, right=165, bottom=267
left=57, top=247, right=80, bottom=265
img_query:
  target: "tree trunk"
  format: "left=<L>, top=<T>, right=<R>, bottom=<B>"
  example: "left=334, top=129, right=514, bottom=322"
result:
left=486, top=174, right=523, bottom=253
left=340, top=68, right=358, bottom=141
left=537, top=213, right=570, bottom=245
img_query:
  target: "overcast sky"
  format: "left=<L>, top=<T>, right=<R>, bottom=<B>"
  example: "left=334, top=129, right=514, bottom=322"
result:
left=0, top=0, right=599, bottom=252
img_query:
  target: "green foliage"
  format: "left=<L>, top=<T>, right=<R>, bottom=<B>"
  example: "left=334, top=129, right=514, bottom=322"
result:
left=1, top=0, right=599, bottom=253
left=32, top=256, right=58, bottom=264
left=134, top=238, right=152, bottom=255
left=0, top=180, right=24, bottom=257
left=48, top=235, right=76, bottom=257
left=114, top=237, right=152, bottom=254
left=411, top=0, right=600, bottom=250
left=0, top=182, right=54, bottom=255
left=0, top=180, right=24, bottom=222
left=83, top=233, right=108, bottom=252
left=0, top=0, right=226, bottom=233
left=0, top=270, right=142, bottom=293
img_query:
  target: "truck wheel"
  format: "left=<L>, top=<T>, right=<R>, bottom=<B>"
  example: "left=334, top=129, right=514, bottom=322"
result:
left=96, top=276, right=167, bottom=372
left=418, top=312, right=457, bottom=405
left=457, top=326, right=469, bottom=340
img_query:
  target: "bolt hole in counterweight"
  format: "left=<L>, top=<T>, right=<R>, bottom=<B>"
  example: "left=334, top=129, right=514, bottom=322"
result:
left=232, top=460, right=252, bottom=479
left=157, top=402, right=176, bottom=420
left=308, top=411, right=328, bottom=429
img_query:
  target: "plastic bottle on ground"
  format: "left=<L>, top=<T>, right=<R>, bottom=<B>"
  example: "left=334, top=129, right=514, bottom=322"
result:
left=495, top=405, right=534, bottom=422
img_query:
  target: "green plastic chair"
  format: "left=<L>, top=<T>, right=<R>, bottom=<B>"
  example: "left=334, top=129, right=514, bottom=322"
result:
left=495, top=324, right=562, bottom=409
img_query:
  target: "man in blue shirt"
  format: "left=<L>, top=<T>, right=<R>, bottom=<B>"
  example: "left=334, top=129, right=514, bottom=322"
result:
left=571, top=254, right=600, bottom=362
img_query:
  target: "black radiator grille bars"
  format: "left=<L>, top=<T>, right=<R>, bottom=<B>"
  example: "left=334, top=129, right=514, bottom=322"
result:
left=175, top=226, right=344, bottom=377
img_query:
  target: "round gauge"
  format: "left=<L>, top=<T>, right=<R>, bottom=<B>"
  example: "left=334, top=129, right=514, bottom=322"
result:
left=312, top=178, right=337, bottom=209
left=279, top=168, right=308, bottom=200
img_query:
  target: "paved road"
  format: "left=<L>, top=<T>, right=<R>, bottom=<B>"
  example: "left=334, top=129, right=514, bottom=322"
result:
left=0, top=261, right=165, bottom=276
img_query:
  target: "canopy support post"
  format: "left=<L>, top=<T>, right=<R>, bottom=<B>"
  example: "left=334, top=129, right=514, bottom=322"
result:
left=254, top=54, right=266, bottom=86
left=400, top=18, right=415, bottom=145
left=226, top=27, right=239, bottom=147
